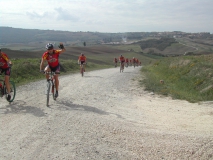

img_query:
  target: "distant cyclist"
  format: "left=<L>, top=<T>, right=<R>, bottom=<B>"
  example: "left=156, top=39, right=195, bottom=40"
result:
left=129, top=59, right=132, bottom=66
left=0, top=48, right=12, bottom=100
left=114, top=57, right=118, bottom=67
left=136, top=58, right=139, bottom=66
left=40, top=43, right=66, bottom=98
left=132, top=57, right=136, bottom=67
left=125, top=58, right=129, bottom=67
left=78, top=53, right=87, bottom=72
left=119, top=55, right=125, bottom=70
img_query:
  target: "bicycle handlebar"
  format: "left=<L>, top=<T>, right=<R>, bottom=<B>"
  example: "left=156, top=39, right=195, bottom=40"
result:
left=45, top=71, right=60, bottom=74
left=40, top=70, right=60, bottom=74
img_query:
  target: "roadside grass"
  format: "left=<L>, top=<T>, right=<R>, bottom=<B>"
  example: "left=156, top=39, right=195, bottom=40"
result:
left=141, top=54, right=213, bottom=102
left=10, top=58, right=111, bottom=86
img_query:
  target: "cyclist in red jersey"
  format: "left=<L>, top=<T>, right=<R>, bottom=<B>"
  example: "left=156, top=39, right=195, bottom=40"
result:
left=0, top=48, right=12, bottom=100
left=78, top=53, right=87, bottom=72
left=132, top=57, right=136, bottom=63
left=125, top=58, right=129, bottom=67
left=114, top=57, right=118, bottom=67
left=119, top=55, right=125, bottom=71
left=129, top=59, right=132, bottom=66
left=136, top=59, right=139, bottom=66
left=40, top=43, right=66, bottom=98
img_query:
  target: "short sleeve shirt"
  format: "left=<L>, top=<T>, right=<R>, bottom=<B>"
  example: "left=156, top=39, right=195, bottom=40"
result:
left=42, top=50, right=61, bottom=67
left=0, top=52, right=10, bottom=69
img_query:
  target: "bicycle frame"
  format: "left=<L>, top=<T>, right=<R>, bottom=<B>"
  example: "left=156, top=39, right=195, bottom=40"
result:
left=79, top=63, right=86, bottom=77
left=45, top=71, right=59, bottom=106
left=120, top=62, right=124, bottom=72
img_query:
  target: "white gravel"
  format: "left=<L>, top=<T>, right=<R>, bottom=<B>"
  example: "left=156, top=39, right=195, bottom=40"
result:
left=1, top=66, right=213, bottom=160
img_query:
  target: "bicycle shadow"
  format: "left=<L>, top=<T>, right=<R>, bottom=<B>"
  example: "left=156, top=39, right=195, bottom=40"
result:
left=51, top=100, right=123, bottom=119
left=83, top=76, right=103, bottom=78
left=120, top=72, right=132, bottom=73
left=1, top=100, right=46, bottom=117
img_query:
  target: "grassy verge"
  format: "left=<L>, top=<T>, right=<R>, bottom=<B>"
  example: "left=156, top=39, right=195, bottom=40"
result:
left=9, top=58, right=111, bottom=86
left=141, top=54, right=213, bottom=102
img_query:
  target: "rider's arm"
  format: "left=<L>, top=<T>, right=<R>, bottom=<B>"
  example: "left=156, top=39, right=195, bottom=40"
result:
left=78, top=56, right=81, bottom=64
left=59, top=48, right=66, bottom=54
left=40, top=58, right=45, bottom=71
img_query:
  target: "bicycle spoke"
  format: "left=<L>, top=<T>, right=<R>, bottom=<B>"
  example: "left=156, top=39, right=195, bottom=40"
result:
left=46, top=81, right=51, bottom=106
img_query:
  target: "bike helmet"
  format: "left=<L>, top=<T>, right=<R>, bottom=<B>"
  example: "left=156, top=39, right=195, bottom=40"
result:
left=81, top=53, right=84, bottom=56
left=120, top=54, right=123, bottom=57
left=46, top=43, right=54, bottom=50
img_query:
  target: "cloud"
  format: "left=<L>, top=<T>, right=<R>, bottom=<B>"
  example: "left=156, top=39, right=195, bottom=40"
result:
left=26, top=11, right=50, bottom=19
left=0, top=0, right=212, bottom=33
left=54, top=7, right=79, bottom=22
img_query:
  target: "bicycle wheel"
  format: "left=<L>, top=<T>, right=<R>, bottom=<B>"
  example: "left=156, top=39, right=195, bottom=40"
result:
left=46, top=81, right=51, bottom=106
left=4, top=81, right=16, bottom=102
left=52, top=82, right=57, bottom=100
left=81, top=67, right=84, bottom=77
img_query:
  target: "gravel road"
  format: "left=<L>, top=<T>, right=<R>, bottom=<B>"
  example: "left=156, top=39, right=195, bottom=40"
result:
left=1, top=66, right=213, bottom=160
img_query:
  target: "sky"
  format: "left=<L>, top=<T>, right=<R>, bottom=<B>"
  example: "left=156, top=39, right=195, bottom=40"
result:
left=0, top=0, right=213, bottom=33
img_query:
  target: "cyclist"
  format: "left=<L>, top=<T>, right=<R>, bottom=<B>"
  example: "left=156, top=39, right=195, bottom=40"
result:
left=119, top=54, right=125, bottom=70
left=40, top=43, right=66, bottom=98
left=136, top=58, right=139, bottom=66
left=129, top=59, right=132, bottom=66
left=78, top=53, right=86, bottom=72
left=125, top=58, right=129, bottom=67
left=114, top=57, right=118, bottom=67
left=0, top=48, right=12, bottom=100
left=132, top=57, right=136, bottom=67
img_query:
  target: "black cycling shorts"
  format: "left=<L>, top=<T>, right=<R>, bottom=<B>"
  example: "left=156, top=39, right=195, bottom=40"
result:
left=0, top=67, right=11, bottom=76
left=49, top=64, right=60, bottom=72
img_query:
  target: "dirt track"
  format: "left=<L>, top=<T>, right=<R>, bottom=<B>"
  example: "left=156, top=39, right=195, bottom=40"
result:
left=1, top=66, right=213, bottom=160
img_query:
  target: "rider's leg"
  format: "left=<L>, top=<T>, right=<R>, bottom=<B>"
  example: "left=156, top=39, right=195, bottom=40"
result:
left=80, top=64, right=82, bottom=72
left=54, top=74, right=59, bottom=91
left=83, top=64, right=85, bottom=72
left=44, top=65, right=50, bottom=80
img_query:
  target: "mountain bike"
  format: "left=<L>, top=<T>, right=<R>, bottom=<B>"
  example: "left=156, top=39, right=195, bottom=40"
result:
left=0, top=74, right=16, bottom=103
left=120, top=62, right=124, bottom=73
left=79, top=63, right=86, bottom=77
left=133, top=61, right=136, bottom=68
left=114, top=62, right=117, bottom=67
left=45, top=71, right=59, bottom=106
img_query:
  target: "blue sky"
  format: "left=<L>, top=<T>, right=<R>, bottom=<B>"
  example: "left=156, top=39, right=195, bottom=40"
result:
left=0, top=0, right=212, bottom=33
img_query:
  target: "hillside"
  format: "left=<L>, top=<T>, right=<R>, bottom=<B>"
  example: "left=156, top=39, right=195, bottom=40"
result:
left=0, top=27, right=144, bottom=44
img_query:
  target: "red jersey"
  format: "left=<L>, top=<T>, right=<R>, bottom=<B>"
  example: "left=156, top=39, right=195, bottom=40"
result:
left=42, top=50, right=61, bottom=67
left=78, top=55, right=86, bottom=61
left=0, top=52, right=10, bottom=69
left=133, top=58, right=136, bottom=62
left=119, top=56, right=125, bottom=62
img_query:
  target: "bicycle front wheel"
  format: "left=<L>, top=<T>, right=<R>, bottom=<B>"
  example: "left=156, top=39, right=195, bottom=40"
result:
left=46, top=81, right=51, bottom=106
left=5, top=81, right=16, bottom=103
left=52, top=82, right=57, bottom=100
left=81, top=67, right=84, bottom=77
